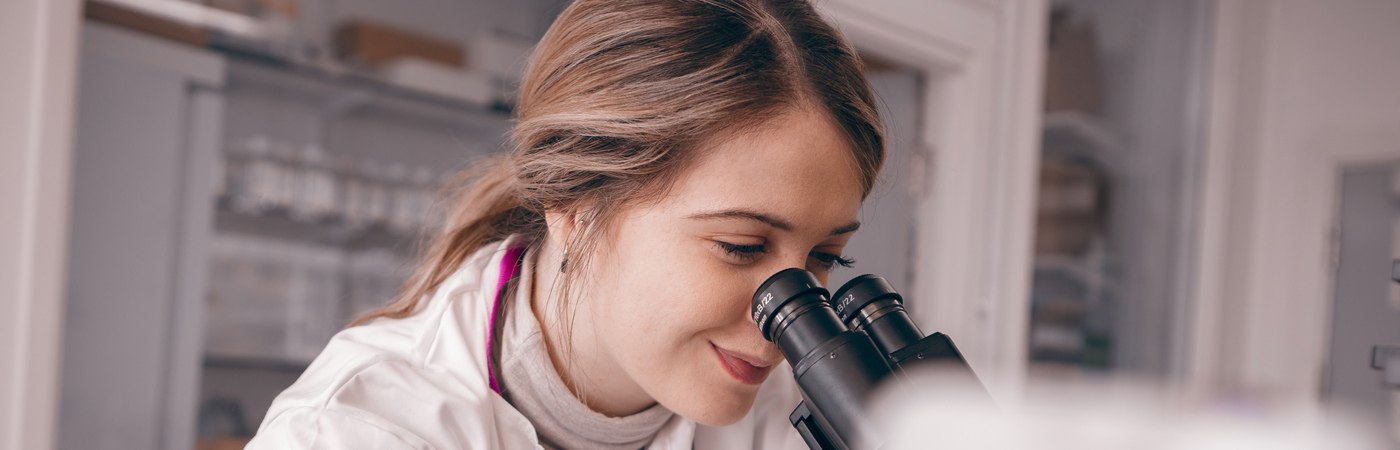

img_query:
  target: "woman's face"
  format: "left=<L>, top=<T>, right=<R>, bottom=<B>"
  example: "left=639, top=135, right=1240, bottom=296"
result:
left=585, top=106, right=866, bottom=425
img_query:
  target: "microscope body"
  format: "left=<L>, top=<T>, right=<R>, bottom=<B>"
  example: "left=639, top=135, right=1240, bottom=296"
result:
left=751, top=271, right=990, bottom=450
left=786, top=331, right=983, bottom=450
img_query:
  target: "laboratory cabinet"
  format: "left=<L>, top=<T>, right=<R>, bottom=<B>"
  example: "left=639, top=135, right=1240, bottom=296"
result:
left=62, top=17, right=510, bottom=449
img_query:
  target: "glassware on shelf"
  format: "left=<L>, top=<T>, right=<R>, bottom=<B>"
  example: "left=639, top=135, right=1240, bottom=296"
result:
left=401, top=166, right=439, bottom=232
left=381, top=162, right=410, bottom=232
left=330, top=153, right=359, bottom=226
left=343, top=158, right=371, bottom=227
left=218, top=134, right=452, bottom=247
left=290, top=144, right=337, bottom=222
left=224, top=135, right=274, bottom=213
left=267, top=140, right=301, bottom=214
left=341, top=158, right=390, bottom=229
left=385, top=163, right=439, bottom=234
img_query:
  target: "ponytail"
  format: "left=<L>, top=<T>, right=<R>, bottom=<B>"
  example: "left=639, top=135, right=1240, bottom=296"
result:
left=349, top=154, right=545, bottom=325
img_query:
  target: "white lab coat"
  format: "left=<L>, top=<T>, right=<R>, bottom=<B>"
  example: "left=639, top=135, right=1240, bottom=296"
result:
left=247, top=234, right=809, bottom=449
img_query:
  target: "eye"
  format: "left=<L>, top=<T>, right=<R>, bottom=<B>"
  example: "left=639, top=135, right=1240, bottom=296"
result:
left=714, top=241, right=767, bottom=263
left=809, top=251, right=856, bottom=271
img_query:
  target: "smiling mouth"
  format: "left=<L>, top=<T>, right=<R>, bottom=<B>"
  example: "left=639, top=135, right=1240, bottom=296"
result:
left=711, top=343, right=775, bottom=385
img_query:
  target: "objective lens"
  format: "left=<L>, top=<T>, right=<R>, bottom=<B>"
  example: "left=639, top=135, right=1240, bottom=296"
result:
left=831, top=274, right=923, bottom=358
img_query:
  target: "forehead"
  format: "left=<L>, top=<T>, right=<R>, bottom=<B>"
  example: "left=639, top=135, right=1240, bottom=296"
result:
left=658, top=107, right=865, bottom=228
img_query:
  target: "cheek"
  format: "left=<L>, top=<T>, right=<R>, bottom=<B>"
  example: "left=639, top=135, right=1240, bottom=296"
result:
left=597, top=241, right=749, bottom=347
left=594, top=239, right=766, bottom=421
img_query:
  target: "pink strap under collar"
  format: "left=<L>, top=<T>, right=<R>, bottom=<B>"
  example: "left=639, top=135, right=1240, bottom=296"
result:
left=487, top=244, right=528, bottom=395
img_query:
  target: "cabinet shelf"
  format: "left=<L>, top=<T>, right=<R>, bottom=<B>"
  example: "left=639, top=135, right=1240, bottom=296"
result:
left=213, top=201, right=421, bottom=254
left=1033, top=253, right=1117, bottom=298
left=1042, top=110, right=1121, bottom=162
left=204, top=354, right=311, bottom=373
left=222, top=55, right=511, bottom=132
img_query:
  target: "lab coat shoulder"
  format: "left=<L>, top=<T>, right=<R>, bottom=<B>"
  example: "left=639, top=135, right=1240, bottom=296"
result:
left=250, top=237, right=542, bottom=449
left=247, top=401, right=430, bottom=449
left=247, top=352, right=536, bottom=450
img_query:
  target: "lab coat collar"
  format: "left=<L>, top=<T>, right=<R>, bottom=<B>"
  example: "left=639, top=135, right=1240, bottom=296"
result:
left=432, top=234, right=698, bottom=449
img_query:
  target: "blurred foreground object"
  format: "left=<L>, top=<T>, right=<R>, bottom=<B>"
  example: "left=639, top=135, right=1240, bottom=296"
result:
left=869, top=373, right=1388, bottom=450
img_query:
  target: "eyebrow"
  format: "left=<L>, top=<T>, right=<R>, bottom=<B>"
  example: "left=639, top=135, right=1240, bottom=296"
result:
left=685, top=208, right=861, bottom=236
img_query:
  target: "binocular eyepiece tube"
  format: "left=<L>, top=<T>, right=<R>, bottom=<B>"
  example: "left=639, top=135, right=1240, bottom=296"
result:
left=752, top=269, right=892, bottom=450
left=752, top=268, right=990, bottom=450
left=831, top=275, right=923, bottom=364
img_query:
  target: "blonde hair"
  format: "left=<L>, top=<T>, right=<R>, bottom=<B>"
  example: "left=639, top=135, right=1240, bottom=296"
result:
left=352, top=0, right=885, bottom=344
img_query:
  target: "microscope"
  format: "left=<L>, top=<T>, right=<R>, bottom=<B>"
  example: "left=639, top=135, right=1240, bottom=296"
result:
left=751, top=269, right=992, bottom=450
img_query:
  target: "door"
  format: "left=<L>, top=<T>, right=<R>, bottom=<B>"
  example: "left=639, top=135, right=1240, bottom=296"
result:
left=834, top=67, right=922, bottom=293
left=1324, top=162, right=1400, bottom=441
left=61, top=21, right=224, bottom=450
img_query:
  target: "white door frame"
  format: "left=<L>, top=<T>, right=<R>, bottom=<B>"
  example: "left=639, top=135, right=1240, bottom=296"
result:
left=0, top=0, right=82, bottom=448
left=1186, top=0, right=1400, bottom=404
left=821, top=0, right=1048, bottom=400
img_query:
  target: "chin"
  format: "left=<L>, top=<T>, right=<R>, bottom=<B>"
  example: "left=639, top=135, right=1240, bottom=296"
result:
left=674, top=387, right=758, bottom=426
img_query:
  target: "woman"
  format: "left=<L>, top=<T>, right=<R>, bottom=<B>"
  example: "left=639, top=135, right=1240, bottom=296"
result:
left=248, top=0, right=884, bottom=448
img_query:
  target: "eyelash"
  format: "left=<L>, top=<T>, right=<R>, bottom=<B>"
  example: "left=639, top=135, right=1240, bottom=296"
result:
left=714, top=241, right=856, bottom=269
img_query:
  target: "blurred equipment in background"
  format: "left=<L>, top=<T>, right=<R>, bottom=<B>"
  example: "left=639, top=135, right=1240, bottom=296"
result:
left=1027, top=0, right=1213, bottom=381
left=1028, top=3, right=1117, bottom=372
left=1042, top=6, right=1102, bottom=114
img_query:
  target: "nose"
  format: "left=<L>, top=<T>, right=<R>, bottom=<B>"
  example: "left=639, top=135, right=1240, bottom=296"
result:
left=780, top=252, right=810, bottom=273
left=769, top=250, right=818, bottom=282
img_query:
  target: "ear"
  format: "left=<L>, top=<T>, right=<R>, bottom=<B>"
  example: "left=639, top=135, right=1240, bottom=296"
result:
left=543, top=205, right=590, bottom=249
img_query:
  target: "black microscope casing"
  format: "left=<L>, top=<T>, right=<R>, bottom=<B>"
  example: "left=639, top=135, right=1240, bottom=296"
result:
left=752, top=269, right=989, bottom=450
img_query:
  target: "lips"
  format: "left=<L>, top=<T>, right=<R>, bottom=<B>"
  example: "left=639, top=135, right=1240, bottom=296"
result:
left=711, top=343, right=776, bottom=385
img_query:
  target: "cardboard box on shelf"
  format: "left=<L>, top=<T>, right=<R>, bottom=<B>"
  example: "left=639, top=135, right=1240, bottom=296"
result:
left=467, top=32, right=535, bottom=86
left=85, top=1, right=209, bottom=47
left=1043, top=8, right=1103, bottom=114
left=1034, top=152, right=1108, bottom=256
left=196, top=437, right=253, bottom=450
left=380, top=58, right=494, bottom=106
left=334, top=19, right=464, bottom=69
left=1038, top=154, right=1105, bottom=215
left=1034, top=213, right=1100, bottom=256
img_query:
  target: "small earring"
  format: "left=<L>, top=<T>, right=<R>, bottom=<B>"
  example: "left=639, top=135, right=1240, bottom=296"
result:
left=560, top=248, right=569, bottom=273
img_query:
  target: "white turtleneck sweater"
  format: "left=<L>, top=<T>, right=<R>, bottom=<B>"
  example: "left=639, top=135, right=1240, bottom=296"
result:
left=493, top=244, right=677, bottom=450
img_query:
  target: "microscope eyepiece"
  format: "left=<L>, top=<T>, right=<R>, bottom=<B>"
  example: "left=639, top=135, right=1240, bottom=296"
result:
left=831, top=275, right=923, bottom=358
left=751, top=268, right=893, bottom=449
left=751, top=268, right=828, bottom=342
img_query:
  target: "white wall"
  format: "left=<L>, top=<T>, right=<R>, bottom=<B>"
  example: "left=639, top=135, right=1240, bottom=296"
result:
left=1194, top=0, right=1400, bottom=404
left=0, top=0, right=81, bottom=449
